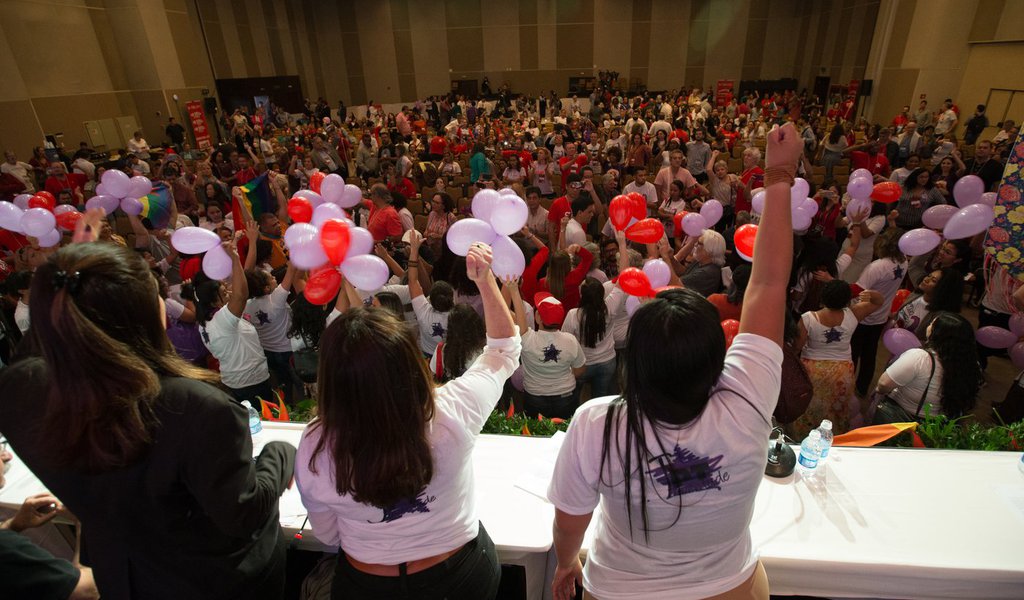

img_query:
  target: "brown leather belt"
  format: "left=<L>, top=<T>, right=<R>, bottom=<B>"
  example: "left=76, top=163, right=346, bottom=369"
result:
left=345, top=543, right=465, bottom=576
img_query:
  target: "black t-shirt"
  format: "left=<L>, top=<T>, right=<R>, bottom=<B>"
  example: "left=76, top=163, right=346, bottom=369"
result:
left=964, top=158, right=1003, bottom=191
left=166, top=123, right=186, bottom=144
left=0, top=529, right=80, bottom=599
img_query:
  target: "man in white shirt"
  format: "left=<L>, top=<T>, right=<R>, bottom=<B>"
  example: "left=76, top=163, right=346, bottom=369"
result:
left=622, top=167, right=659, bottom=216
left=2, top=151, right=35, bottom=193
left=524, top=186, right=549, bottom=242
left=563, top=195, right=595, bottom=247
left=934, top=101, right=958, bottom=136
left=126, top=131, right=151, bottom=160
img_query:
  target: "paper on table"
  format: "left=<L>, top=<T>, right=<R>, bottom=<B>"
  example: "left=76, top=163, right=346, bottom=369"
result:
left=513, top=431, right=566, bottom=502
left=279, top=489, right=308, bottom=528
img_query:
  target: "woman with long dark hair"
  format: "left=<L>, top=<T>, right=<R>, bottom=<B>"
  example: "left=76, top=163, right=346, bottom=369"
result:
left=875, top=312, right=982, bottom=419
left=892, top=267, right=964, bottom=341
left=561, top=277, right=620, bottom=398
left=295, top=243, right=518, bottom=600
left=546, top=123, right=804, bottom=600
left=0, top=238, right=296, bottom=599
left=430, top=304, right=486, bottom=383
left=894, top=168, right=943, bottom=230
left=521, top=241, right=594, bottom=310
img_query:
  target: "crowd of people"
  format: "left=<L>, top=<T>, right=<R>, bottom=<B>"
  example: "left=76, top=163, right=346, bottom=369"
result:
left=0, top=76, right=1022, bottom=600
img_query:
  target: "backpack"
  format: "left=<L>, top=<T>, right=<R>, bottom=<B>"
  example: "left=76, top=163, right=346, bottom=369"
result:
left=774, top=343, right=813, bottom=424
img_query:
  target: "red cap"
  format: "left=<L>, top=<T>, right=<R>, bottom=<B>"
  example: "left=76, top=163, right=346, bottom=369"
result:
left=534, top=292, right=565, bottom=327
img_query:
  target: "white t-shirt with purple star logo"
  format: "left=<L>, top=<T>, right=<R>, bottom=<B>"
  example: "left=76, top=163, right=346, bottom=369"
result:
left=412, top=295, right=449, bottom=356
left=521, top=328, right=585, bottom=396
left=244, top=286, right=293, bottom=352
left=856, top=257, right=909, bottom=326
left=800, top=308, right=858, bottom=361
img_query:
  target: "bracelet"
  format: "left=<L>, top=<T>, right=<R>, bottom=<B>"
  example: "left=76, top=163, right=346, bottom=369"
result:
left=764, top=166, right=796, bottom=187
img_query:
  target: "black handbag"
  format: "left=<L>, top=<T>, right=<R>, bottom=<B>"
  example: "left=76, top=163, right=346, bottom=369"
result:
left=291, top=347, right=319, bottom=384
left=872, top=351, right=935, bottom=424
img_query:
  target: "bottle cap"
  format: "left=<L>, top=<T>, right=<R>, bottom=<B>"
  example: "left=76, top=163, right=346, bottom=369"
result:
left=821, top=419, right=832, bottom=430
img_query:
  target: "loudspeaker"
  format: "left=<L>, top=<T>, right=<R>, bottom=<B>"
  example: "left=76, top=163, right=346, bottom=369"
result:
left=203, top=97, right=218, bottom=112
left=860, top=79, right=873, bottom=96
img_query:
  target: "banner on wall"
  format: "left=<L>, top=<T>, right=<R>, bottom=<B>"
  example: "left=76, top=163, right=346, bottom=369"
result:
left=985, top=131, right=1024, bottom=286
left=186, top=100, right=211, bottom=150
left=847, top=80, right=861, bottom=97
left=716, top=80, right=734, bottom=106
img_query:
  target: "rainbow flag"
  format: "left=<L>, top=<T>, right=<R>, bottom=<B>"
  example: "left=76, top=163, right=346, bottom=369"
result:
left=231, top=172, right=272, bottom=227
left=140, top=182, right=172, bottom=229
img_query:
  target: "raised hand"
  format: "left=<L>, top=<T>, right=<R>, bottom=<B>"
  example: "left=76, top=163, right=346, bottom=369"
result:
left=765, top=122, right=803, bottom=170
left=465, top=243, right=494, bottom=282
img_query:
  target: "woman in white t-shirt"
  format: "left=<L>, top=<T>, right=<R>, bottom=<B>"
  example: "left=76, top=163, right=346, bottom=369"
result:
left=891, top=267, right=964, bottom=342
left=195, top=243, right=272, bottom=405
left=792, top=281, right=882, bottom=437
left=408, top=236, right=452, bottom=357
left=850, top=228, right=909, bottom=397
left=656, top=180, right=688, bottom=239
left=875, top=312, right=981, bottom=420
left=561, top=277, right=624, bottom=399
left=429, top=304, right=485, bottom=383
left=244, top=264, right=299, bottom=406
left=295, top=243, right=519, bottom=600
left=546, top=123, right=804, bottom=600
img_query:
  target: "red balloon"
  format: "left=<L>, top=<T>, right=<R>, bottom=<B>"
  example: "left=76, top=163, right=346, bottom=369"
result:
left=891, top=288, right=911, bottom=314
left=626, top=192, right=648, bottom=221
left=609, top=195, right=632, bottom=231
left=618, top=267, right=655, bottom=298
left=870, top=181, right=901, bottom=204
left=287, top=197, right=313, bottom=223
left=29, top=193, right=55, bottom=211
left=304, top=267, right=342, bottom=305
left=55, top=211, right=82, bottom=231
left=721, top=319, right=740, bottom=348
left=319, top=218, right=351, bottom=265
left=309, top=171, right=325, bottom=194
left=733, top=224, right=758, bottom=260
left=625, top=218, right=665, bottom=244
left=673, top=211, right=687, bottom=236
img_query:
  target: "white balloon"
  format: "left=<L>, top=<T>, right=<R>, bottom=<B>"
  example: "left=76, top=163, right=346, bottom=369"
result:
left=642, top=259, right=671, bottom=288
left=36, top=228, right=62, bottom=248
left=491, top=235, right=526, bottom=278
left=12, top=194, right=32, bottom=210
left=101, top=169, right=131, bottom=198
left=471, top=189, right=501, bottom=222
left=20, top=208, right=56, bottom=237
left=319, top=173, right=346, bottom=204
left=446, top=218, right=497, bottom=256
left=750, top=189, right=766, bottom=215
left=790, top=178, right=809, bottom=206
left=338, top=184, right=364, bottom=208
left=171, top=226, right=222, bottom=254
left=284, top=223, right=319, bottom=249
left=0, top=201, right=24, bottom=231
left=128, top=176, right=152, bottom=199
left=345, top=227, right=374, bottom=259
left=293, top=190, right=324, bottom=208
left=341, top=254, right=390, bottom=290
left=311, top=203, right=347, bottom=228
left=202, top=243, right=233, bottom=280
left=489, top=194, right=529, bottom=236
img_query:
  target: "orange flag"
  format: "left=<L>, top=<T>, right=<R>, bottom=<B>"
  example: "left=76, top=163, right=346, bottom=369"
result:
left=833, top=423, right=921, bottom=447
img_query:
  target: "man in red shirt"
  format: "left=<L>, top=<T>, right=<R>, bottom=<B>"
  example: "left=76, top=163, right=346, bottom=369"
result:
left=891, top=105, right=910, bottom=133
left=844, top=139, right=892, bottom=181
left=546, top=173, right=583, bottom=248
left=558, top=143, right=588, bottom=191
left=736, top=147, right=764, bottom=213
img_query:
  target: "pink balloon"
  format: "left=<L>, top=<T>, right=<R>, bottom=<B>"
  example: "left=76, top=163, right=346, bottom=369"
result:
left=921, top=204, right=958, bottom=230
left=53, top=204, right=77, bottom=216
left=94, top=183, right=109, bottom=197
left=953, top=175, right=985, bottom=208
left=128, top=175, right=152, bottom=199
left=491, top=235, right=526, bottom=278
left=700, top=199, right=724, bottom=228
left=643, top=259, right=671, bottom=288
left=1010, top=342, right=1024, bottom=371
left=20, top=207, right=56, bottom=237
left=943, top=204, right=995, bottom=240
left=293, top=190, right=324, bottom=208
left=338, top=184, right=363, bottom=208
left=0, top=201, right=24, bottom=231
left=975, top=326, right=1018, bottom=350
left=1009, top=313, right=1024, bottom=338
left=446, top=218, right=497, bottom=256
left=850, top=168, right=872, bottom=181
left=284, top=223, right=319, bottom=249
left=846, top=175, right=874, bottom=201
left=319, top=173, right=345, bottom=204
left=845, top=197, right=872, bottom=221
left=202, top=243, right=232, bottom=280
left=345, top=227, right=374, bottom=259
left=471, top=189, right=500, bottom=223
left=311, top=203, right=347, bottom=228
left=898, top=228, right=942, bottom=257
left=85, top=195, right=117, bottom=214
left=101, top=169, right=131, bottom=197
left=120, top=196, right=143, bottom=216
left=800, top=197, right=819, bottom=216
left=979, top=192, right=997, bottom=208
left=290, top=236, right=329, bottom=270
left=792, top=207, right=814, bottom=232
left=790, top=178, right=810, bottom=205
left=36, top=228, right=62, bottom=248
left=750, top=189, right=766, bottom=215
left=883, top=328, right=922, bottom=356
left=681, top=212, right=707, bottom=237
left=172, top=226, right=221, bottom=254
left=489, top=194, right=529, bottom=236
left=12, top=194, right=32, bottom=210
left=340, top=254, right=390, bottom=290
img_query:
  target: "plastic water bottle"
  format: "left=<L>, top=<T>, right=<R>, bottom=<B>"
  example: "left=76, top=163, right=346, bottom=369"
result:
left=797, top=430, right=823, bottom=477
left=241, top=401, right=263, bottom=459
left=816, top=420, right=834, bottom=463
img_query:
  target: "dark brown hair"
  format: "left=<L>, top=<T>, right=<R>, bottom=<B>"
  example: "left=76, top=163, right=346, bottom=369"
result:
left=30, top=243, right=218, bottom=472
left=309, top=307, right=435, bottom=507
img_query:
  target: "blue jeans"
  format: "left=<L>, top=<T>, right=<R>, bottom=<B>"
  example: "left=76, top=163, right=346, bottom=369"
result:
left=577, top=358, right=618, bottom=399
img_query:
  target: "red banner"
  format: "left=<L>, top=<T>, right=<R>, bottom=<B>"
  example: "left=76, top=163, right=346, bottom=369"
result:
left=186, top=100, right=211, bottom=150
left=716, top=80, right=734, bottom=106
left=847, top=80, right=861, bottom=98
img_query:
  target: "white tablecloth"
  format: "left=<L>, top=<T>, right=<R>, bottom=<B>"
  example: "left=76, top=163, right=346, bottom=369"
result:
left=3, top=422, right=1023, bottom=599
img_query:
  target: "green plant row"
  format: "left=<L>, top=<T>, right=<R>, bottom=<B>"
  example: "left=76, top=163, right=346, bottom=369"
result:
left=481, top=410, right=570, bottom=437
left=900, top=411, right=1024, bottom=451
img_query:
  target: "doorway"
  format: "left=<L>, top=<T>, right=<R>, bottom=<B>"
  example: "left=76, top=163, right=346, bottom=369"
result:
left=813, top=76, right=831, bottom=105
left=451, top=79, right=478, bottom=100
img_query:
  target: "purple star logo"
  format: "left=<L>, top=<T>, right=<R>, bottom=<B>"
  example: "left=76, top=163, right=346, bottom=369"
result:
left=824, top=327, right=842, bottom=343
left=255, top=309, right=270, bottom=325
left=893, top=265, right=904, bottom=280
left=373, top=492, right=435, bottom=523
left=648, top=445, right=726, bottom=498
left=431, top=322, right=446, bottom=338
left=542, top=343, right=561, bottom=362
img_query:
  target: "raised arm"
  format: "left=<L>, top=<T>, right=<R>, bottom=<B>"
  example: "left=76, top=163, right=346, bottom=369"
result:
left=851, top=289, right=884, bottom=321
left=504, top=276, right=529, bottom=335
left=467, top=244, right=515, bottom=339
left=127, top=213, right=150, bottom=248
left=739, top=123, right=800, bottom=347
left=242, top=221, right=259, bottom=271
left=407, top=233, right=424, bottom=300
left=225, top=242, right=248, bottom=318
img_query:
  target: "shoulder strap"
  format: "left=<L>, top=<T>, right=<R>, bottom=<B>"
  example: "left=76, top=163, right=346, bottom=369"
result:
left=914, top=351, right=937, bottom=417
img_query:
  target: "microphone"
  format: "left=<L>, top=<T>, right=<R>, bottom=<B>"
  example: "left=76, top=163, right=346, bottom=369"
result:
left=765, top=427, right=796, bottom=478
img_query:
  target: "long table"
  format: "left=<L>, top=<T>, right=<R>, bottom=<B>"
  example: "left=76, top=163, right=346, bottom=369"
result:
left=2, top=422, right=1023, bottom=599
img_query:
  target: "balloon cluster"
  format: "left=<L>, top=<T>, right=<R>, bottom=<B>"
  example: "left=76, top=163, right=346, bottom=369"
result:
left=0, top=191, right=66, bottom=247
left=620, top=261, right=679, bottom=316
left=608, top=193, right=668, bottom=242
left=446, top=189, right=528, bottom=279
left=749, top=176, right=821, bottom=233
left=87, top=170, right=154, bottom=217
left=977, top=315, right=1024, bottom=369
left=898, top=173, right=994, bottom=256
